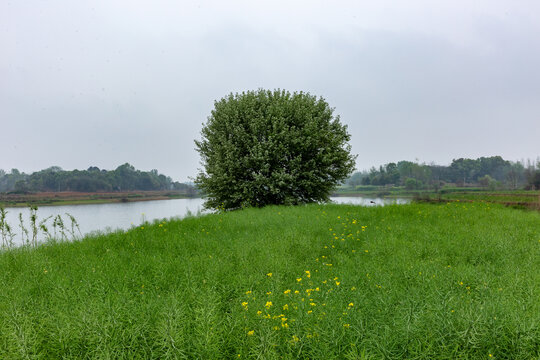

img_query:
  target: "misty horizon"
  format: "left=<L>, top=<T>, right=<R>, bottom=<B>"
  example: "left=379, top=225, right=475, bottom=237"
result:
left=2, top=1, right=539, bottom=182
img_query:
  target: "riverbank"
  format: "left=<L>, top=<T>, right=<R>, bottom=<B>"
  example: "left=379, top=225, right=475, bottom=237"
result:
left=333, top=186, right=540, bottom=209
left=0, top=190, right=198, bottom=207
left=1, top=203, right=539, bottom=358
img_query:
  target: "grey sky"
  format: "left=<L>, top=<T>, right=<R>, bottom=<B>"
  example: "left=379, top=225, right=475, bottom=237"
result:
left=1, top=0, right=539, bottom=181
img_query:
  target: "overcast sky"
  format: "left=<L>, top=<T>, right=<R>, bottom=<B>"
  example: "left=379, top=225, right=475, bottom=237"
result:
left=1, top=0, right=539, bottom=181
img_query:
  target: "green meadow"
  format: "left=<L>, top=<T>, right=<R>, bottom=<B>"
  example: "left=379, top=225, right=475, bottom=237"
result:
left=0, top=203, right=539, bottom=359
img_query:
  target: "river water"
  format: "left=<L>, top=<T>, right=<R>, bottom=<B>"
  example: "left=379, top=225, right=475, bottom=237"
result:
left=2, top=196, right=408, bottom=246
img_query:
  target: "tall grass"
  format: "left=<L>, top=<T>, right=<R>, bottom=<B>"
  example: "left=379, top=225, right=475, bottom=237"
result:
left=0, top=206, right=79, bottom=248
left=0, top=203, right=539, bottom=358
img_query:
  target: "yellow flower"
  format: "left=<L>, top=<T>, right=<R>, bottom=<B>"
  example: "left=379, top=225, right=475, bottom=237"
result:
left=348, top=303, right=354, bottom=307
left=294, top=290, right=300, bottom=294
left=343, top=323, right=350, bottom=328
left=292, top=335, right=299, bottom=342
left=266, top=291, right=272, bottom=295
left=267, top=273, right=272, bottom=277
left=281, top=317, right=288, bottom=322
left=241, top=302, right=248, bottom=309
left=307, top=310, right=313, bottom=314
left=265, top=301, right=273, bottom=309
left=247, top=330, right=254, bottom=336
left=283, top=304, right=289, bottom=310
left=245, top=290, right=252, bottom=295
left=296, top=278, right=302, bottom=282
left=281, top=322, right=289, bottom=328
left=305, top=270, right=311, bottom=278
left=256, top=310, right=262, bottom=315
left=310, top=302, right=316, bottom=306
left=335, top=281, right=340, bottom=286
left=284, top=289, right=291, bottom=294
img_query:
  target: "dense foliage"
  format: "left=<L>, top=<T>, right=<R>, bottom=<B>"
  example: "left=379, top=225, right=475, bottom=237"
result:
left=195, top=89, right=356, bottom=209
left=0, top=164, right=195, bottom=193
left=347, top=156, right=540, bottom=190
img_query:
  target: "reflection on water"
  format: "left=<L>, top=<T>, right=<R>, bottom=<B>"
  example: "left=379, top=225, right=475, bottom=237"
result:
left=3, top=196, right=408, bottom=245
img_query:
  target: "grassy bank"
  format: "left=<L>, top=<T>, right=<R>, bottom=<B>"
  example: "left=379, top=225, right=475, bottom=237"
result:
left=0, top=190, right=197, bottom=207
left=1, top=203, right=539, bottom=358
left=334, top=186, right=540, bottom=208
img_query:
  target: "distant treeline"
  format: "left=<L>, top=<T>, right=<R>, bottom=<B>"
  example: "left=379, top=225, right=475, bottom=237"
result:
left=347, top=156, right=540, bottom=190
left=0, top=163, right=197, bottom=194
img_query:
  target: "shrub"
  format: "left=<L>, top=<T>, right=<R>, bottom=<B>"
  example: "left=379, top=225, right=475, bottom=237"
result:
left=195, top=89, right=356, bottom=210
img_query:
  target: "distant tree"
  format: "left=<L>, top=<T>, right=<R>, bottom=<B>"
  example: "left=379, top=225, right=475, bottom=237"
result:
left=346, top=172, right=366, bottom=187
left=504, top=162, right=524, bottom=189
left=478, top=175, right=493, bottom=189
left=404, top=178, right=418, bottom=190
left=195, top=89, right=356, bottom=210
left=524, top=160, right=540, bottom=190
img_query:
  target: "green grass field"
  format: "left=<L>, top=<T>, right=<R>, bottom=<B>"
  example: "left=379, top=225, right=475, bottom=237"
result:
left=1, top=203, right=539, bottom=359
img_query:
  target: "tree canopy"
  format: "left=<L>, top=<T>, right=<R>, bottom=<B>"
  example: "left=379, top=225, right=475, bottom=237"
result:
left=195, top=89, right=356, bottom=210
left=0, top=164, right=195, bottom=194
left=346, top=156, right=540, bottom=190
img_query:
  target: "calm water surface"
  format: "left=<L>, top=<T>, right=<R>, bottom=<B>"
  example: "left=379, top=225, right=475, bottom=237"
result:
left=3, top=196, right=408, bottom=245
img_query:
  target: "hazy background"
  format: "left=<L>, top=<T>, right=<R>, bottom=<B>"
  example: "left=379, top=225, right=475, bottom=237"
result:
left=2, top=0, right=539, bottom=182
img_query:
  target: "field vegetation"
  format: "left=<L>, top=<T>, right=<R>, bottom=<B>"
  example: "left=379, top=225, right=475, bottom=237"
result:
left=1, top=203, right=539, bottom=359
left=334, top=186, right=540, bottom=209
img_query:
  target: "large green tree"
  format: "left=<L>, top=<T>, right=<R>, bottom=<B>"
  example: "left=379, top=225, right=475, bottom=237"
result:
left=195, top=89, right=356, bottom=210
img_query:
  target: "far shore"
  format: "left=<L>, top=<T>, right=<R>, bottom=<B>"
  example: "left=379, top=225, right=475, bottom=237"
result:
left=0, top=190, right=199, bottom=207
